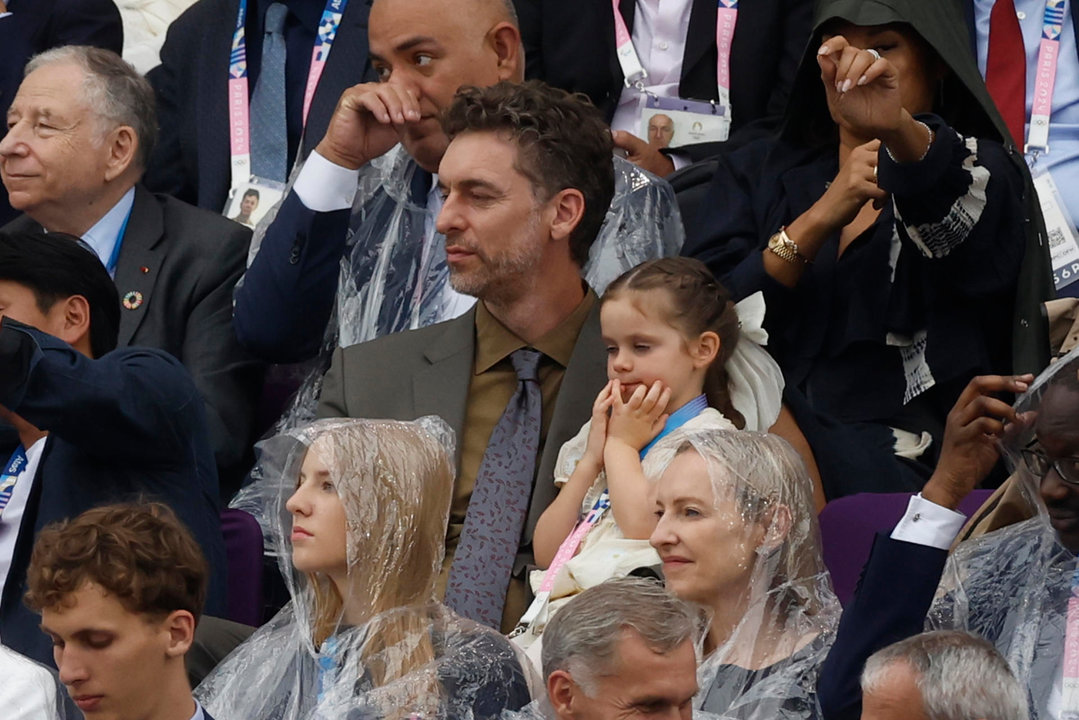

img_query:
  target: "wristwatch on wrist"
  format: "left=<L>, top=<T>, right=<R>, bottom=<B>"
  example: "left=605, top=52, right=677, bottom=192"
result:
left=767, top=227, right=809, bottom=265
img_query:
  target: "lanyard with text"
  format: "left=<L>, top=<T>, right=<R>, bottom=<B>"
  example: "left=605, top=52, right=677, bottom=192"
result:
left=1062, top=564, right=1079, bottom=714
left=0, top=445, right=27, bottom=517
left=610, top=0, right=739, bottom=104
left=1027, top=0, right=1066, bottom=156
left=227, top=0, right=349, bottom=190
left=512, top=395, right=709, bottom=633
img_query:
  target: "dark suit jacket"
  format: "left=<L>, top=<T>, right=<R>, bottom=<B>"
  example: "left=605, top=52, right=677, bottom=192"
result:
left=4, top=186, right=264, bottom=497
left=516, top=0, right=813, bottom=158
left=0, top=320, right=226, bottom=666
left=816, top=532, right=948, bottom=720
left=0, top=0, right=123, bottom=225
left=145, top=0, right=376, bottom=211
left=317, top=304, right=607, bottom=548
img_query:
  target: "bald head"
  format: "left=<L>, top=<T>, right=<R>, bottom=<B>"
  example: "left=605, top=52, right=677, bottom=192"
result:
left=367, top=0, right=524, bottom=172
left=372, top=0, right=518, bottom=28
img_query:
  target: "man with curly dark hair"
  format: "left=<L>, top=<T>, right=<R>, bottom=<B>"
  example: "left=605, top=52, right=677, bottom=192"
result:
left=316, top=80, right=614, bottom=632
left=26, top=502, right=216, bottom=720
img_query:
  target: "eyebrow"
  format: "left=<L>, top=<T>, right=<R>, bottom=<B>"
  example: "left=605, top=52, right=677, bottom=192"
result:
left=438, top=178, right=503, bottom=195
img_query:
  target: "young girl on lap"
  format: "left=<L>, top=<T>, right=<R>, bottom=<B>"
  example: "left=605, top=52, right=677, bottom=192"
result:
left=524, top=258, right=812, bottom=637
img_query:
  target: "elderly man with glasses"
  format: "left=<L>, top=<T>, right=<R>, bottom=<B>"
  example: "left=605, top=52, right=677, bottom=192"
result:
left=817, top=350, right=1079, bottom=720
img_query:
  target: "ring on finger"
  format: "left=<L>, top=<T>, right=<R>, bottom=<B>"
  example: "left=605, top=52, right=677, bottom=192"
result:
left=867, top=48, right=881, bottom=61
left=873, top=165, right=879, bottom=183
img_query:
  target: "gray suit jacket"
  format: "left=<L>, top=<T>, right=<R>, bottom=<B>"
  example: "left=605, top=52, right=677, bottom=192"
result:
left=318, top=303, right=606, bottom=544
left=4, top=185, right=264, bottom=494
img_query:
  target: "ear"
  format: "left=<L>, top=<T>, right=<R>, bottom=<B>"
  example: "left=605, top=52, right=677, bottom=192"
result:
left=758, top=503, right=793, bottom=555
left=547, top=670, right=578, bottom=718
left=691, top=331, right=720, bottom=369
left=103, top=125, right=139, bottom=182
left=547, top=188, right=585, bottom=246
left=162, top=610, right=196, bottom=659
left=489, top=22, right=524, bottom=82
left=54, top=295, right=92, bottom=354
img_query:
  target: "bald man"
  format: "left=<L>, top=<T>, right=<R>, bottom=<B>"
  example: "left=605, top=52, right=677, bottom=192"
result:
left=647, top=114, right=674, bottom=149
left=233, top=0, right=681, bottom=363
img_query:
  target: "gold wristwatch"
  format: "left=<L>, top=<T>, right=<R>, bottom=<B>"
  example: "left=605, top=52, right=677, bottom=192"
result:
left=767, top=227, right=809, bottom=265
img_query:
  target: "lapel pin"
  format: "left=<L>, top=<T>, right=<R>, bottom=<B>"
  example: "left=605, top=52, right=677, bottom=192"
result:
left=140, top=266, right=150, bottom=274
left=122, top=291, right=144, bottom=310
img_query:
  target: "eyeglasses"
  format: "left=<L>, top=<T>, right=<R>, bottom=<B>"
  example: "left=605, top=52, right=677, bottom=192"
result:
left=1020, top=442, right=1079, bottom=486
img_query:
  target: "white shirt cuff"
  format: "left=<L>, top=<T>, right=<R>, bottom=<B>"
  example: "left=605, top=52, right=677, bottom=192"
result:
left=292, top=151, right=360, bottom=212
left=669, top=152, right=691, bottom=171
left=0, top=12, right=12, bottom=18
left=890, top=493, right=967, bottom=550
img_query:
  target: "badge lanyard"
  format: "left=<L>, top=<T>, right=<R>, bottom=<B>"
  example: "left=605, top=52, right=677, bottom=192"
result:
left=104, top=207, right=133, bottom=276
left=610, top=0, right=739, bottom=106
left=512, top=395, right=709, bottom=633
left=1026, top=0, right=1066, bottom=159
left=0, top=445, right=28, bottom=518
left=227, top=0, right=349, bottom=190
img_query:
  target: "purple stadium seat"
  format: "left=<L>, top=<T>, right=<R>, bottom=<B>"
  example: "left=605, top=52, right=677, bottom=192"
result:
left=819, top=489, right=993, bottom=607
left=220, top=508, right=264, bottom=626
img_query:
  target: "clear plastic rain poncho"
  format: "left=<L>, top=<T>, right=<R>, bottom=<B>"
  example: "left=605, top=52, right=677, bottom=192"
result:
left=246, top=145, right=685, bottom=433
left=928, top=347, right=1079, bottom=720
left=197, top=417, right=534, bottom=719
left=643, top=429, right=840, bottom=720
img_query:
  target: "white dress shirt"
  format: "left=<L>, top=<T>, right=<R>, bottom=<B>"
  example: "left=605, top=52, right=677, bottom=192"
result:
left=292, top=151, right=473, bottom=326
left=610, top=0, right=695, bottom=136
left=0, top=436, right=47, bottom=621
left=974, top=0, right=1079, bottom=240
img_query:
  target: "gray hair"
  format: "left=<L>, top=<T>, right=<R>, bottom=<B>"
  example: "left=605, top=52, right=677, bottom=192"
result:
left=541, top=576, right=700, bottom=696
left=25, top=46, right=157, bottom=171
left=861, top=630, right=1029, bottom=720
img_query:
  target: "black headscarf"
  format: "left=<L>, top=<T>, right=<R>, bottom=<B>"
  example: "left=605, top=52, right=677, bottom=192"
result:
left=778, top=0, right=1053, bottom=375
left=782, top=0, right=1008, bottom=148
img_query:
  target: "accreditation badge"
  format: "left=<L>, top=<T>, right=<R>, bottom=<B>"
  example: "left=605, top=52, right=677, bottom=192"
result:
left=640, top=95, right=730, bottom=149
left=223, top=177, right=286, bottom=231
left=1032, top=168, right=1079, bottom=291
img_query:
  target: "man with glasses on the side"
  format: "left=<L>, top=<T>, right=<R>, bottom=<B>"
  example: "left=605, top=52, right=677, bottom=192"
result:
left=817, top=352, right=1079, bottom=720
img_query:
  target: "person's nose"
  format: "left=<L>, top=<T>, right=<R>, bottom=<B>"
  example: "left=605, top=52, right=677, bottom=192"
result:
left=435, top=192, right=465, bottom=237
left=56, top=647, right=90, bottom=687
left=610, top=348, right=632, bottom=374
left=1041, top=466, right=1072, bottom=503
left=649, top=512, right=675, bottom=550
left=0, top=121, right=26, bottom=158
left=285, top=484, right=310, bottom=516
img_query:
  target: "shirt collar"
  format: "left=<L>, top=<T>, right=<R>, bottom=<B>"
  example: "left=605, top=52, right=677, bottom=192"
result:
left=81, top=186, right=136, bottom=274
left=190, top=699, right=206, bottom=720
left=474, top=287, right=596, bottom=373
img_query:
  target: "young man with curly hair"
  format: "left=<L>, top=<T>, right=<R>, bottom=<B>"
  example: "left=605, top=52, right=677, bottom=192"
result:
left=26, top=502, right=215, bottom=720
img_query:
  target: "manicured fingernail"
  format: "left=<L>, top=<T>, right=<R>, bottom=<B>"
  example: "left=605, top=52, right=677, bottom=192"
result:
left=817, top=44, right=828, bottom=55
left=857, top=74, right=868, bottom=86
left=842, top=79, right=852, bottom=93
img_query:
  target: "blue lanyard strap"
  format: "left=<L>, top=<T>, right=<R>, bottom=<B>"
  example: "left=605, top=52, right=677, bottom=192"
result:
left=0, top=445, right=28, bottom=516
left=639, top=394, right=709, bottom=458
left=105, top=208, right=132, bottom=275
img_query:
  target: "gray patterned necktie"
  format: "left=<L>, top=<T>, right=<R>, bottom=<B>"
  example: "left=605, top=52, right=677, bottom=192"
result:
left=249, top=2, right=288, bottom=182
left=444, top=348, right=543, bottom=628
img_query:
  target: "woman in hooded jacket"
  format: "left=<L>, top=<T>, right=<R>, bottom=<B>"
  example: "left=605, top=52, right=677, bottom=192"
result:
left=683, top=0, right=1050, bottom=497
